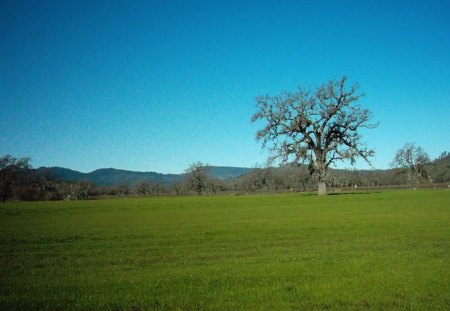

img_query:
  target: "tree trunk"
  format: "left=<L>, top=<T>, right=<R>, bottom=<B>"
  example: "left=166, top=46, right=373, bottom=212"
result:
left=317, top=182, right=327, bottom=196
left=314, top=155, right=328, bottom=196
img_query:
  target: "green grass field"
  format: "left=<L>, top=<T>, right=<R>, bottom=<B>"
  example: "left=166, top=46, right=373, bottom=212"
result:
left=1, top=190, right=449, bottom=310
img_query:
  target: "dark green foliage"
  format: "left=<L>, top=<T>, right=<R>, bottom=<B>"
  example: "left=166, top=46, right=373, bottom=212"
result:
left=0, top=155, right=31, bottom=202
left=207, top=166, right=252, bottom=179
left=36, top=166, right=251, bottom=187
left=36, top=167, right=183, bottom=186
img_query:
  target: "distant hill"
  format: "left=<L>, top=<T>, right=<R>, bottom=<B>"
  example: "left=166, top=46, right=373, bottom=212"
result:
left=207, top=166, right=252, bottom=180
left=32, top=153, right=450, bottom=188
left=36, top=166, right=253, bottom=186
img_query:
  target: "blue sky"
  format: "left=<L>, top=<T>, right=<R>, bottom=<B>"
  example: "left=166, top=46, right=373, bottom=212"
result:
left=1, top=0, right=449, bottom=173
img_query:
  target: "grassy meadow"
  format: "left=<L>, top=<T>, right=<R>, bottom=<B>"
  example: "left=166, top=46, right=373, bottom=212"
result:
left=1, top=190, right=449, bottom=310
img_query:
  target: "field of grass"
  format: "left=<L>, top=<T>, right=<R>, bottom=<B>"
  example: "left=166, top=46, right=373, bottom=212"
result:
left=1, top=190, right=449, bottom=310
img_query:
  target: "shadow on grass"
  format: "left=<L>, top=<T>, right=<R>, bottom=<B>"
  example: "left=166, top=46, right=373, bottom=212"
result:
left=300, top=191, right=382, bottom=197
left=327, top=191, right=382, bottom=196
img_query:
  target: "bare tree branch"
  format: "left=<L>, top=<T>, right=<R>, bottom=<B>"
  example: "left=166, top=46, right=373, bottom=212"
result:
left=391, top=143, right=430, bottom=187
left=252, top=77, right=378, bottom=195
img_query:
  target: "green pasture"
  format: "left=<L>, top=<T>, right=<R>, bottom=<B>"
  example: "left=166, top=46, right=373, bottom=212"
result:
left=1, top=190, right=449, bottom=310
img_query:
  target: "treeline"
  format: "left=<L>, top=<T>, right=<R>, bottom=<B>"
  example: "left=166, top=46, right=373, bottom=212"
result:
left=1, top=152, right=449, bottom=202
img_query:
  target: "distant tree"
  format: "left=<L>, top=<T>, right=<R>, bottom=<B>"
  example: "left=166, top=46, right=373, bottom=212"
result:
left=391, top=143, right=430, bottom=188
left=291, top=166, right=311, bottom=191
left=185, top=162, right=210, bottom=195
left=207, top=178, right=225, bottom=194
left=170, top=181, right=183, bottom=196
left=436, top=151, right=449, bottom=160
left=116, top=182, right=129, bottom=197
left=34, top=168, right=59, bottom=199
left=239, top=167, right=272, bottom=192
left=0, top=155, right=31, bottom=202
left=17, top=169, right=47, bottom=201
left=76, top=181, right=92, bottom=200
left=135, top=181, right=151, bottom=196
left=430, top=151, right=450, bottom=183
left=152, top=182, right=164, bottom=196
left=252, top=77, right=377, bottom=195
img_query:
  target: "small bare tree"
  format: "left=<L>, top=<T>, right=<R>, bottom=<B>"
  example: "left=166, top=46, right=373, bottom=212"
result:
left=116, top=182, right=129, bottom=197
left=391, top=143, right=430, bottom=189
left=185, top=162, right=210, bottom=195
left=152, top=182, right=164, bottom=196
left=135, top=181, right=151, bottom=196
left=170, top=181, right=183, bottom=196
left=252, top=77, right=378, bottom=195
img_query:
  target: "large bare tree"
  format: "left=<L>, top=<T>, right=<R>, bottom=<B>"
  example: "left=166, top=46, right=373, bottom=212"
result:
left=391, top=143, right=430, bottom=188
left=252, top=77, right=378, bottom=195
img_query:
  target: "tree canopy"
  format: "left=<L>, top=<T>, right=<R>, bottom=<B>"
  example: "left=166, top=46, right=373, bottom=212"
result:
left=0, top=155, right=31, bottom=202
left=185, top=162, right=211, bottom=195
left=252, top=76, right=378, bottom=195
left=391, top=143, right=430, bottom=187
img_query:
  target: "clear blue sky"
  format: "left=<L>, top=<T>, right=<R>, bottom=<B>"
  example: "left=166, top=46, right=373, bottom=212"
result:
left=1, top=0, right=449, bottom=173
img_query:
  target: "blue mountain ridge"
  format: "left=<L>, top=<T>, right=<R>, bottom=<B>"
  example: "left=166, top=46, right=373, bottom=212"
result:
left=35, top=166, right=252, bottom=186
